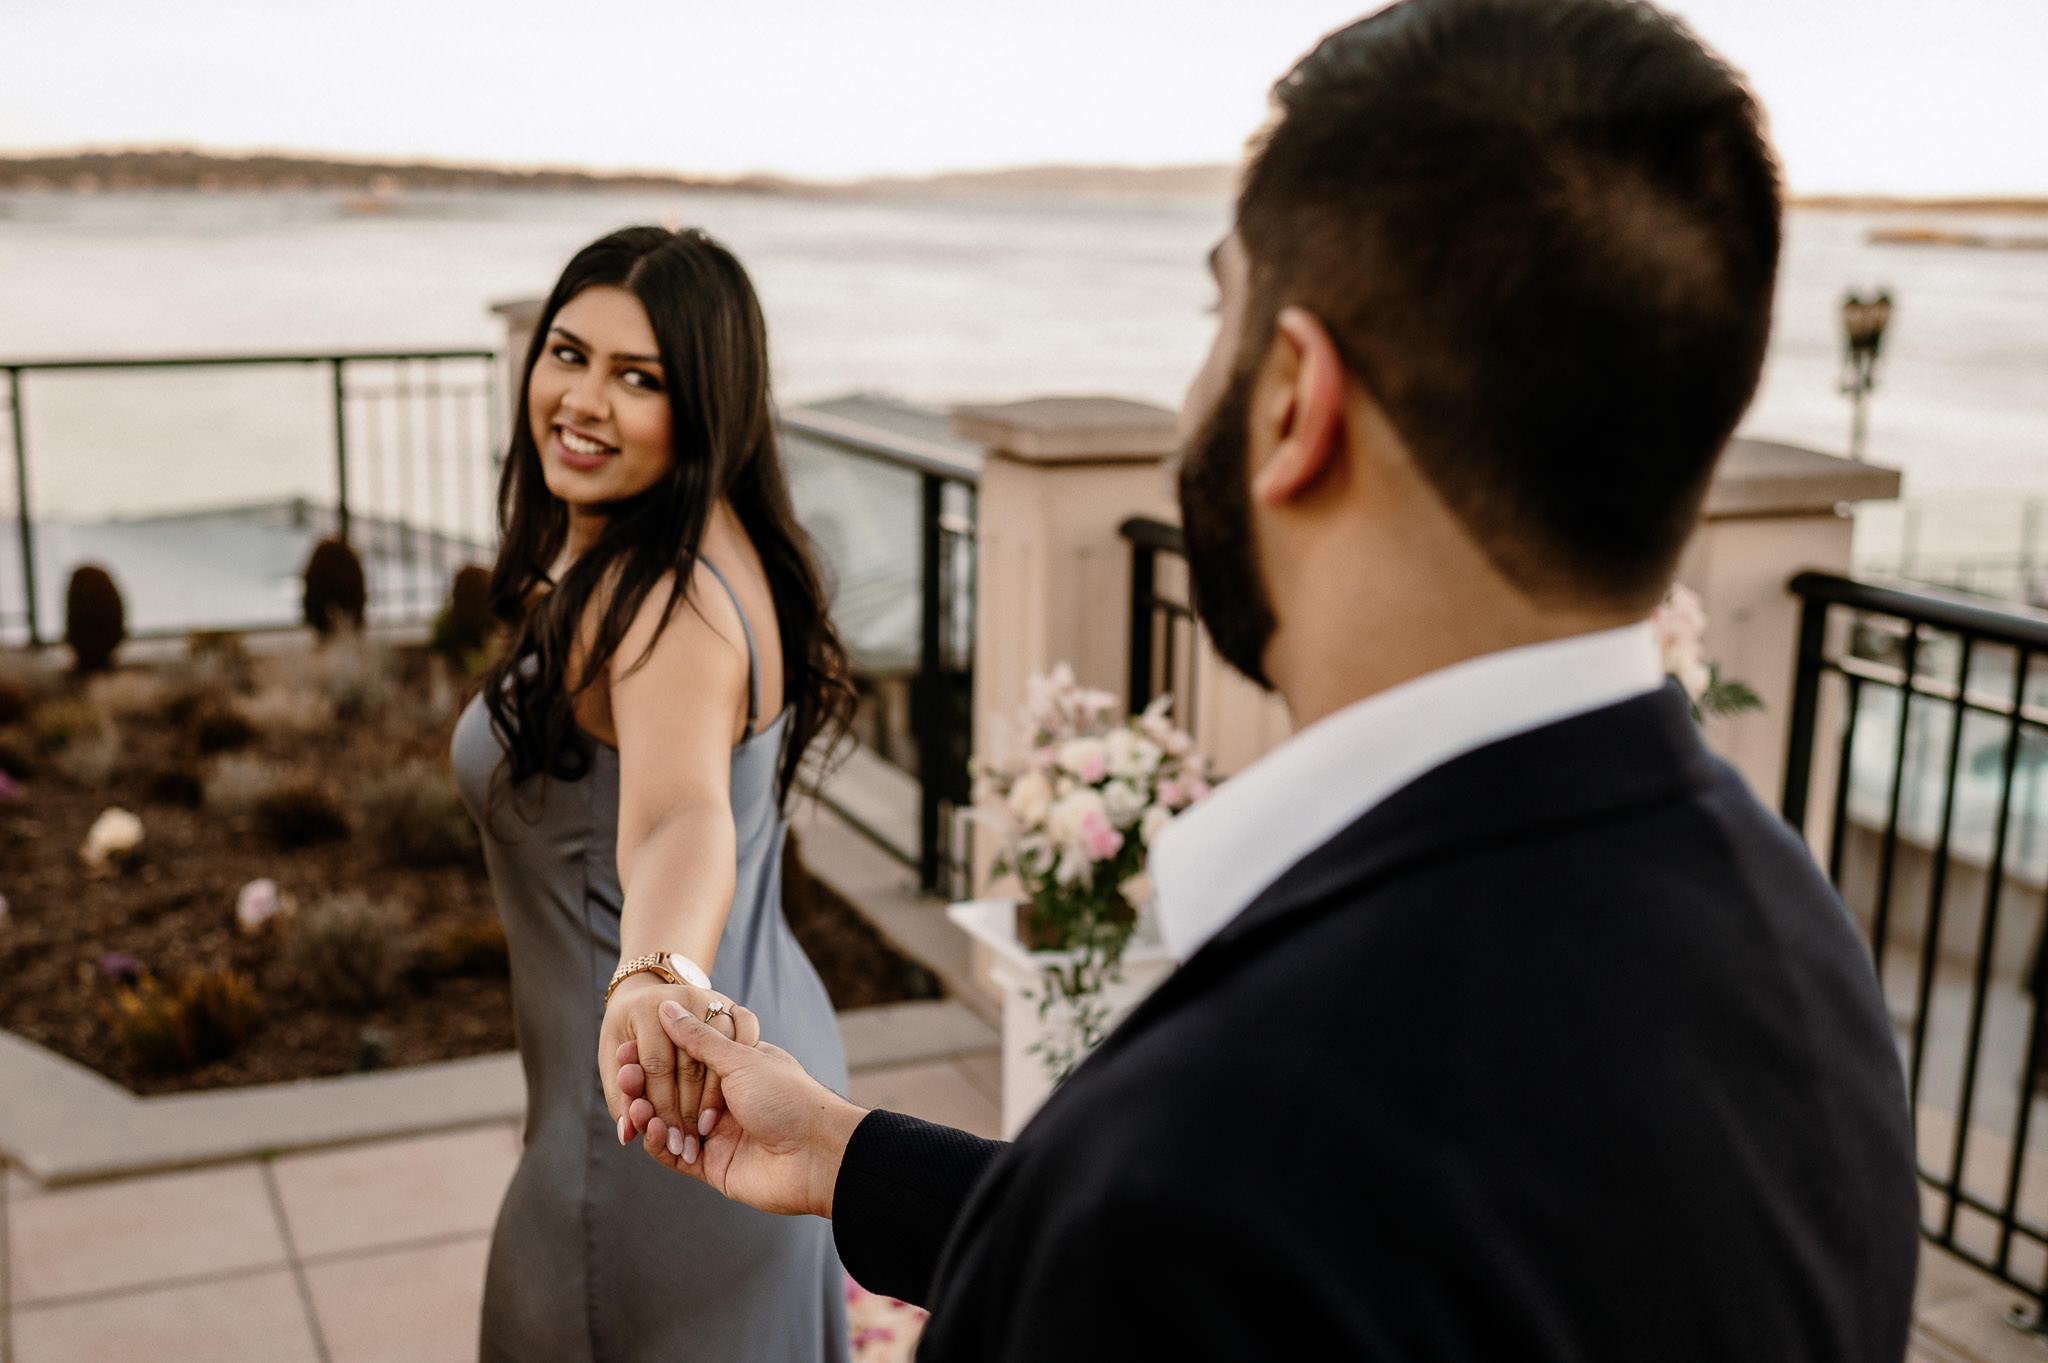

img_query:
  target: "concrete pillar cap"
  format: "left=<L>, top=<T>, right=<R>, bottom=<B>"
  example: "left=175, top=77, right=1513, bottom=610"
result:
left=951, top=396, right=1180, bottom=464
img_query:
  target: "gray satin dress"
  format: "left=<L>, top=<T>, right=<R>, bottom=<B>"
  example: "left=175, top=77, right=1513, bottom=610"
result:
left=452, top=563, right=851, bottom=1363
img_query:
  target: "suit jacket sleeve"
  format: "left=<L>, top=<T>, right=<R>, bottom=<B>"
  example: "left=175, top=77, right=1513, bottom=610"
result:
left=832, top=1109, right=1007, bottom=1306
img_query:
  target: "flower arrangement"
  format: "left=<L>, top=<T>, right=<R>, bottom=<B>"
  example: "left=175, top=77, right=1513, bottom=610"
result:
left=974, top=665, right=1212, bottom=1080
left=1652, top=584, right=1762, bottom=719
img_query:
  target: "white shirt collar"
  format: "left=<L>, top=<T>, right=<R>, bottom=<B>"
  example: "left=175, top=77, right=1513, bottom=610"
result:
left=1147, top=623, right=1665, bottom=961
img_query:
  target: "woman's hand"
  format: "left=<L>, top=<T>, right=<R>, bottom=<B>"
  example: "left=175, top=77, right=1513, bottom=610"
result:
left=619, top=1000, right=866, bottom=1217
left=598, top=973, right=759, bottom=1160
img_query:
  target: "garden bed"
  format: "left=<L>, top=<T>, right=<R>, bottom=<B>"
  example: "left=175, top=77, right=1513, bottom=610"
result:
left=0, top=637, right=938, bottom=1098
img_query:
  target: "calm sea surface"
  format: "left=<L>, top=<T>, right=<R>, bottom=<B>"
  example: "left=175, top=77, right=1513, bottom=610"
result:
left=0, top=189, right=2043, bottom=552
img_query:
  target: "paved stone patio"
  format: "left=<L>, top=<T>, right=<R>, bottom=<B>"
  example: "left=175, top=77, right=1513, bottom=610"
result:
left=3, top=1056, right=2045, bottom=1360
left=0, top=1054, right=993, bottom=1363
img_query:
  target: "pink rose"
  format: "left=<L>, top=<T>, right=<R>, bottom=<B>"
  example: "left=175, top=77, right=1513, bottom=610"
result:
left=1080, top=808, right=1123, bottom=860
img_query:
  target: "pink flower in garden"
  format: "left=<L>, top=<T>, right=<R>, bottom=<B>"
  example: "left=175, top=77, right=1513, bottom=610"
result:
left=236, top=878, right=283, bottom=935
left=0, top=769, right=21, bottom=802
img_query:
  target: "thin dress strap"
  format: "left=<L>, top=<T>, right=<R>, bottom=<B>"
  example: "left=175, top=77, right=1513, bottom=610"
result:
left=696, top=558, right=761, bottom=732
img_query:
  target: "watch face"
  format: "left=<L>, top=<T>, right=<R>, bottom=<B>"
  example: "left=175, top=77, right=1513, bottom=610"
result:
left=666, top=954, right=711, bottom=989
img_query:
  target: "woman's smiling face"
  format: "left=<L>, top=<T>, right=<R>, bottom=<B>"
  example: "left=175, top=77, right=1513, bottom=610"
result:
left=527, top=284, right=674, bottom=516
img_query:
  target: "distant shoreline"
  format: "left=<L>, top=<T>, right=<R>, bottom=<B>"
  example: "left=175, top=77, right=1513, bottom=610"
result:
left=0, top=150, right=2039, bottom=211
left=0, top=149, right=1237, bottom=199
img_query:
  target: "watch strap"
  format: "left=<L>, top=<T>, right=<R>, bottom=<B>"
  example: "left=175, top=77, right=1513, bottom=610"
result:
left=605, top=953, right=682, bottom=1005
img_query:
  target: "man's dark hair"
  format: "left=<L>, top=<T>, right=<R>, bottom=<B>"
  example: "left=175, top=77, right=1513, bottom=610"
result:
left=1237, top=0, right=1781, bottom=608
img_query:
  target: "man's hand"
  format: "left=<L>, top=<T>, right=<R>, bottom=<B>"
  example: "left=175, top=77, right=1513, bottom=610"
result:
left=599, top=975, right=758, bottom=1163
left=616, top=999, right=868, bottom=1218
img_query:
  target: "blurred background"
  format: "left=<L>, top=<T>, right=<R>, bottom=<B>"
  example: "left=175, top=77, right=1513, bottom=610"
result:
left=2, top=6, right=2047, bottom=1357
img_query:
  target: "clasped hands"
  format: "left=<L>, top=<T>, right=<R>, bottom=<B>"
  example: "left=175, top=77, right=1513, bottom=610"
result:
left=598, top=976, right=866, bottom=1218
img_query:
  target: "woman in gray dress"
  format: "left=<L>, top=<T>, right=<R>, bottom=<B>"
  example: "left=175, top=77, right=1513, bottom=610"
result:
left=451, top=226, right=858, bottom=1362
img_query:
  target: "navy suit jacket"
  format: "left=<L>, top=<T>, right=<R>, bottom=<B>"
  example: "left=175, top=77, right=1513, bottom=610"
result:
left=833, top=686, right=1919, bottom=1361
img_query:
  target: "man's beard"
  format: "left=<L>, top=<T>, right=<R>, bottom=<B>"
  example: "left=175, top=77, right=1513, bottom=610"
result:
left=1176, top=365, right=1278, bottom=690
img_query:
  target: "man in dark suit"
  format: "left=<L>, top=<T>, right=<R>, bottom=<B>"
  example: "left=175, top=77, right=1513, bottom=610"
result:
left=618, top=0, right=1920, bottom=1355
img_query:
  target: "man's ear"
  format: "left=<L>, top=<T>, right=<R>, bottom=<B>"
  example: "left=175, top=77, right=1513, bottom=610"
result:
left=1252, top=306, right=1347, bottom=507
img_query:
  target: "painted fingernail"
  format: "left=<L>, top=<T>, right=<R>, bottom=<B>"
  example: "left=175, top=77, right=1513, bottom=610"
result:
left=667, top=1126, right=685, bottom=1157
left=699, top=1108, right=716, bottom=1137
left=659, top=1001, right=685, bottom=1022
left=682, top=1134, right=699, bottom=1165
left=617, top=1115, right=631, bottom=1145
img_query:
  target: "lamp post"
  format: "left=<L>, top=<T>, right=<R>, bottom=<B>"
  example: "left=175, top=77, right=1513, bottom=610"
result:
left=1839, top=288, right=1893, bottom=461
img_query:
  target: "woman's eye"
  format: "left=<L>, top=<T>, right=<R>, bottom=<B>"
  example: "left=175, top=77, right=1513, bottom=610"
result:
left=623, top=370, right=664, bottom=392
left=551, top=344, right=583, bottom=365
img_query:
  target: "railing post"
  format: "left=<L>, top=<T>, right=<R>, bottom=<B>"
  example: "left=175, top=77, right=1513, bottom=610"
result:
left=1126, top=535, right=1155, bottom=717
left=330, top=358, right=351, bottom=544
left=916, top=471, right=946, bottom=893
left=7, top=368, right=39, bottom=647
left=1779, top=589, right=1829, bottom=829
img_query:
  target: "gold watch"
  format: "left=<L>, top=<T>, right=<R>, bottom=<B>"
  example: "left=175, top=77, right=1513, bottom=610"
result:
left=605, top=951, right=712, bottom=1005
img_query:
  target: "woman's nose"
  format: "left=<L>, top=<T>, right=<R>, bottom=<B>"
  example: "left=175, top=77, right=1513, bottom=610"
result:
left=561, top=370, right=606, bottom=421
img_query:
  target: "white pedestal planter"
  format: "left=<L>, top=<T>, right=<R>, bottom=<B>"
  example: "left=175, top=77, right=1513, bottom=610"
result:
left=946, top=899, right=1177, bottom=1137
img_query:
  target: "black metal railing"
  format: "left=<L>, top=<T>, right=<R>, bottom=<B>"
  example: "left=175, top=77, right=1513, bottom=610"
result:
left=1121, top=516, right=1199, bottom=735
left=0, top=356, right=978, bottom=895
left=1, top=349, right=500, bottom=643
left=782, top=407, right=979, bottom=895
left=1784, top=571, right=2048, bottom=1318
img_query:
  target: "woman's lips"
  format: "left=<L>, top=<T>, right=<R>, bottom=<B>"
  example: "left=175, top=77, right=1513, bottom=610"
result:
left=553, top=425, right=616, bottom=472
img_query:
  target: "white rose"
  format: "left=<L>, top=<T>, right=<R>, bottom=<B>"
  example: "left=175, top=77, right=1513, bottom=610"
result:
left=1104, top=728, right=1163, bottom=780
left=1046, top=788, right=1108, bottom=844
left=1119, top=871, right=1153, bottom=911
left=1140, top=804, right=1174, bottom=846
left=1057, top=737, right=1109, bottom=783
left=1101, top=778, right=1148, bottom=826
left=1006, top=771, right=1054, bottom=827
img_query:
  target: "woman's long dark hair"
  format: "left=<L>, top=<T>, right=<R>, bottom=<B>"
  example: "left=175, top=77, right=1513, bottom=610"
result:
left=480, top=225, right=856, bottom=808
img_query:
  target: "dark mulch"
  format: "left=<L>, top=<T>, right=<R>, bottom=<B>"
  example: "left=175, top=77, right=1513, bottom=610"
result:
left=0, top=648, right=939, bottom=1097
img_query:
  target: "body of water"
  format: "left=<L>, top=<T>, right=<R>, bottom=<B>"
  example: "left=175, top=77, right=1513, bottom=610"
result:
left=0, top=186, right=2043, bottom=537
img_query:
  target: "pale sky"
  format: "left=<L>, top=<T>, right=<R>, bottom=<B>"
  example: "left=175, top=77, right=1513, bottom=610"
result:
left=4, top=0, right=2044, bottom=195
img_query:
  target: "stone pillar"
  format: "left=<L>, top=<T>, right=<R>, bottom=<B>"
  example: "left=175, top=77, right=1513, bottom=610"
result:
left=490, top=297, right=543, bottom=427
left=952, top=397, right=1183, bottom=896
left=1673, top=437, right=1900, bottom=829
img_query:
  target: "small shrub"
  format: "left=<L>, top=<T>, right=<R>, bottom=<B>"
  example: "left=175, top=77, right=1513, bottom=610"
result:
left=64, top=565, right=127, bottom=673
left=189, top=693, right=257, bottom=754
left=355, top=1026, right=393, bottom=1072
left=359, top=759, right=476, bottom=866
left=429, top=564, right=496, bottom=665
left=0, top=673, right=36, bottom=726
left=51, top=724, right=121, bottom=788
left=204, top=754, right=285, bottom=816
left=238, top=685, right=334, bottom=736
left=178, top=966, right=262, bottom=1063
left=0, top=732, right=37, bottom=780
left=416, top=915, right=509, bottom=979
left=302, top=537, right=367, bottom=637
left=141, top=764, right=205, bottom=808
left=186, top=630, right=256, bottom=692
left=103, top=975, right=190, bottom=1074
left=254, top=777, right=350, bottom=848
left=30, top=696, right=105, bottom=751
left=316, top=633, right=393, bottom=722
left=285, top=892, right=411, bottom=1010
left=29, top=697, right=119, bottom=786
